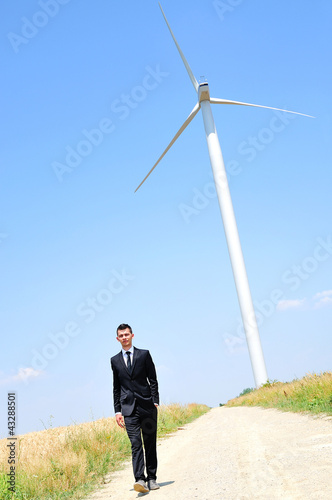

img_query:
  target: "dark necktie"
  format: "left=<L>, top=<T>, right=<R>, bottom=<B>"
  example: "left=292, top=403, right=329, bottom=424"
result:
left=126, top=351, right=132, bottom=372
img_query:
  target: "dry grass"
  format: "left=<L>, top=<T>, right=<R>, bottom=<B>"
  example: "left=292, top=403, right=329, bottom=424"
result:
left=226, top=372, right=332, bottom=415
left=157, top=403, right=209, bottom=435
left=0, top=403, right=209, bottom=500
left=0, top=416, right=130, bottom=499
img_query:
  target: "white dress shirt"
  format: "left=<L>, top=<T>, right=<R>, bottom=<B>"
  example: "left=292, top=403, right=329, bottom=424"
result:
left=122, top=346, right=134, bottom=366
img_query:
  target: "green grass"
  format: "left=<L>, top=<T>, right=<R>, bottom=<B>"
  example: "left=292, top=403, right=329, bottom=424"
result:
left=226, top=372, right=332, bottom=415
left=0, top=403, right=210, bottom=500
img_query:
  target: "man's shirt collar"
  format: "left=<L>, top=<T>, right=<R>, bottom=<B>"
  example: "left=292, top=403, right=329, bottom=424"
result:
left=122, top=346, right=134, bottom=356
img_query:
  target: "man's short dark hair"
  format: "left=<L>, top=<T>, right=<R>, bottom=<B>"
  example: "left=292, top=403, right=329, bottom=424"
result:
left=117, top=323, right=132, bottom=335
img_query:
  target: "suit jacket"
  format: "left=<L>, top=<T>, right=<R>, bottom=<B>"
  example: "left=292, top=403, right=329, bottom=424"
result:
left=111, top=347, right=159, bottom=417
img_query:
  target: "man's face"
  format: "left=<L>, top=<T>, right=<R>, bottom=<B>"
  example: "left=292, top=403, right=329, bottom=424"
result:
left=116, top=328, right=134, bottom=350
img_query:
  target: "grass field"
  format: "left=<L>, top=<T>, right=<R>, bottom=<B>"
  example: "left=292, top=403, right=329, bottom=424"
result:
left=0, top=403, right=209, bottom=500
left=226, top=372, right=332, bottom=415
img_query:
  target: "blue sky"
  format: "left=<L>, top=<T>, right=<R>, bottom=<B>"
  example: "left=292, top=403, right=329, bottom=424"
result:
left=1, top=0, right=331, bottom=436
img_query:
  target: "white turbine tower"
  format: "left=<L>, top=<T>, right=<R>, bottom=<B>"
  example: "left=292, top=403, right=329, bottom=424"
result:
left=135, top=4, right=313, bottom=387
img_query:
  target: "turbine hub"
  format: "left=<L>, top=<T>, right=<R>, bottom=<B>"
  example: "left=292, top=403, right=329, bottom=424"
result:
left=198, top=82, right=210, bottom=103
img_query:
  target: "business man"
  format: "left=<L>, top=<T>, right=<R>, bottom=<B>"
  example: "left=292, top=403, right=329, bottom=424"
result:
left=111, top=324, right=160, bottom=493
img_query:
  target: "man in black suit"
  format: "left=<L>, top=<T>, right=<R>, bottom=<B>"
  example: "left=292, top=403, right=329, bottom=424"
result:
left=111, top=323, right=160, bottom=493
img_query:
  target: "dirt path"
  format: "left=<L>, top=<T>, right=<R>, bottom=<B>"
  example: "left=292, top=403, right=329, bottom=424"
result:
left=85, top=407, right=332, bottom=499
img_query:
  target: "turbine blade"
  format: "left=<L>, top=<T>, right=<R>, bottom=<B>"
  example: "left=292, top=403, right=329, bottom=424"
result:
left=210, top=98, right=315, bottom=118
left=159, top=3, right=199, bottom=93
left=135, top=103, right=201, bottom=192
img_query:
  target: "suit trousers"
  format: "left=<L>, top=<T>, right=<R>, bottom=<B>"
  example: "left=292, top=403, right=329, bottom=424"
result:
left=124, top=403, right=158, bottom=482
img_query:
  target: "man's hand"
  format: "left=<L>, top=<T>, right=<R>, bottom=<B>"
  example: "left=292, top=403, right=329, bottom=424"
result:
left=115, top=414, right=125, bottom=428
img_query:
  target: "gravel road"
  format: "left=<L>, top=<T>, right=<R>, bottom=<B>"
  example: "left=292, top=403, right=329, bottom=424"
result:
left=85, top=407, right=332, bottom=500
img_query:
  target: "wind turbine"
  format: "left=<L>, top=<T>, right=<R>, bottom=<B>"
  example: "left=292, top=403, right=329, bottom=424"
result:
left=135, top=4, right=313, bottom=387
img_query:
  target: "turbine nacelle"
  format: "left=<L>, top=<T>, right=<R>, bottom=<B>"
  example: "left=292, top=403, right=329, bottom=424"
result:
left=198, top=82, right=210, bottom=103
